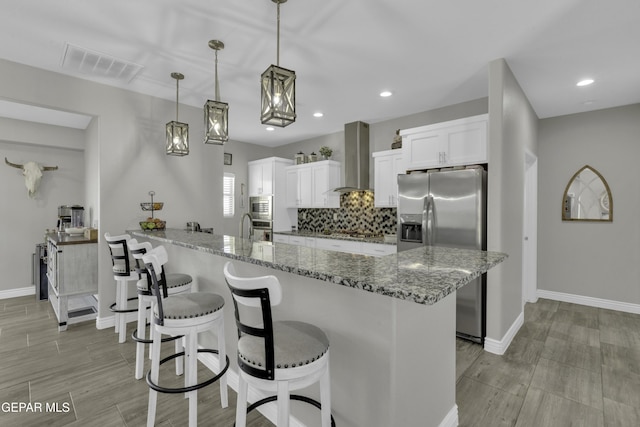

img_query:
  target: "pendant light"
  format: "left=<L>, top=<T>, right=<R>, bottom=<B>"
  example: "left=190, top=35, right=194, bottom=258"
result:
left=166, top=72, right=189, bottom=156
left=260, top=0, right=296, bottom=127
left=204, top=40, right=229, bottom=144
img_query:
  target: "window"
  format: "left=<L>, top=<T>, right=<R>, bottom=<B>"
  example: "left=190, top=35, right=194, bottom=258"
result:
left=223, top=173, right=235, bottom=217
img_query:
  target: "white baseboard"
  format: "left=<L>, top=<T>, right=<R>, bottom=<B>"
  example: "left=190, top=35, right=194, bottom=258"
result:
left=0, top=286, right=35, bottom=300
left=537, top=290, right=640, bottom=314
left=484, top=311, right=524, bottom=355
left=439, top=405, right=459, bottom=427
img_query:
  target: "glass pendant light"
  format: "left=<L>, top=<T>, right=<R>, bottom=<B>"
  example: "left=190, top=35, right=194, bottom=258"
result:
left=166, top=72, right=189, bottom=156
left=204, top=40, right=229, bottom=144
left=261, top=0, right=296, bottom=127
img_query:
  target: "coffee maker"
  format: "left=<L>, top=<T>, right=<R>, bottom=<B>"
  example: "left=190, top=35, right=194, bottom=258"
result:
left=57, top=205, right=84, bottom=231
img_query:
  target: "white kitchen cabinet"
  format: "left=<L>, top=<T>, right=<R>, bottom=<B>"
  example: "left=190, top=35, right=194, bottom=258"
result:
left=248, top=159, right=273, bottom=196
left=401, top=114, right=488, bottom=171
left=314, top=238, right=362, bottom=253
left=372, top=149, right=404, bottom=207
left=47, top=236, right=98, bottom=331
left=360, top=242, right=397, bottom=256
left=285, top=160, right=341, bottom=208
left=272, top=234, right=290, bottom=244
left=288, top=235, right=307, bottom=246
left=311, top=162, right=341, bottom=207
left=248, top=157, right=295, bottom=232
left=285, top=166, right=312, bottom=208
left=288, top=235, right=316, bottom=247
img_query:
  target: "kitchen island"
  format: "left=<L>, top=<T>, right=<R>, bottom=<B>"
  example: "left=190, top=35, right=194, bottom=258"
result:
left=131, top=229, right=507, bottom=427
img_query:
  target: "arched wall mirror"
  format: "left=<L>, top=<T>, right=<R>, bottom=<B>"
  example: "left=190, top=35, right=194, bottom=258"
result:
left=562, top=165, right=612, bottom=222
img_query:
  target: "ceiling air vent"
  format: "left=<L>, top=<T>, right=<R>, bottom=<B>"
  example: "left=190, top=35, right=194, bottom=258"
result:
left=61, top=43, right=143, bottom=83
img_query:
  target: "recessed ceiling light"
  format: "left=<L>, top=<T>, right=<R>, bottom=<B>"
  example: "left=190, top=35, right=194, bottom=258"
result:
left=380, top=91, right=392, bottom=97
left=576, top=79, right=594, bottom=87
left=266, top=126, right=275, bottom=131
left=313, top=112, right=324, bottom=118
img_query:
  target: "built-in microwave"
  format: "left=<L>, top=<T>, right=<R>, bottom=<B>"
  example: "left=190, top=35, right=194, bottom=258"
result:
left=249, top=196, right=272, bottom=220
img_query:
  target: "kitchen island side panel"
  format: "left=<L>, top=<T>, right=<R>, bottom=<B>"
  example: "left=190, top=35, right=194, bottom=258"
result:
left=155, top=240, right=456, bottom=427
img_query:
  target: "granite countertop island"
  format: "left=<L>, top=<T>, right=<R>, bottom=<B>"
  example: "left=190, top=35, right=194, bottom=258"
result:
left=131, top=228, right=506, bottom=306
left=273, top=229, right=398, bottom=245
left=130, top=228, right=507, bottom=427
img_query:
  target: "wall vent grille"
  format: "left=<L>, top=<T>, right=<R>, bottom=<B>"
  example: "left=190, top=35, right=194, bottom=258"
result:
left=61, top=43, right=143, bottom=83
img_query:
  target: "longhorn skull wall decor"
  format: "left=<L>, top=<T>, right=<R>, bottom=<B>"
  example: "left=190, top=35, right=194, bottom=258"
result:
left=5, top=157, right=58, bottom=198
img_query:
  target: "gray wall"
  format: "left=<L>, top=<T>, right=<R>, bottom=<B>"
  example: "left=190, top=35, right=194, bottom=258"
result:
left=486, top=59, right=539, bottom=342
left=538, top=104, right=640, bottom=304
left=0, top=118, right=86, bottom=294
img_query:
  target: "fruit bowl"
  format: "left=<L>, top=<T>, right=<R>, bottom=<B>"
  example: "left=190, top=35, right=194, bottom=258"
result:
left=140, top=202, right=164, bottom=211
left=140, top=220, right=166, bottom=230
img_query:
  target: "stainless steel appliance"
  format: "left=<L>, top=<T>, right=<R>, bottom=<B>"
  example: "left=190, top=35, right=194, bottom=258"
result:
left=33, top=243, right=48, bottom=300
left=252, top=219, right=273, bottom=242
left=248, top=196, right=273, bottom=241
left=186, top=221, right=201, bottom=232
left=57, top=205, right=84, bottom=231
left=397, top=166, right=487, bottom=343
left=249, top=196, right=272, bottom=220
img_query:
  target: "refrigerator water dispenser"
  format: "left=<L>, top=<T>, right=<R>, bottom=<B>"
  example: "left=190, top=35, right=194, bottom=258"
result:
left=400, top=222, right=422, bottom=243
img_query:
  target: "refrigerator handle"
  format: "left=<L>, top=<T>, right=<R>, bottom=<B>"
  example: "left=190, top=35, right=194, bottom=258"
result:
left=424, top=195, right=434, bottom=246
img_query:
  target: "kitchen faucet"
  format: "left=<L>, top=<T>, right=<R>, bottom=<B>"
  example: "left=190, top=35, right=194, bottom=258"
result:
left=239, top=212, right=253, bottom=241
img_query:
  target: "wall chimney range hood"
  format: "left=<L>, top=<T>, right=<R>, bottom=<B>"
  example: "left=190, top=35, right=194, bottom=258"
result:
left=333, top=121, right=371, bottom=192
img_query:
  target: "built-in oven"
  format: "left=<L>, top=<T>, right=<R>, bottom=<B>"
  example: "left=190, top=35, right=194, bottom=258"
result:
left=249, top=196, right=273, bottom=221
left=252, top=219, right=273, bottom=242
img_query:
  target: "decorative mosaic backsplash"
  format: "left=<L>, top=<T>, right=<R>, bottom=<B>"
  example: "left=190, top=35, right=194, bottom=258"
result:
left=297, top=191, right=397, bottom=235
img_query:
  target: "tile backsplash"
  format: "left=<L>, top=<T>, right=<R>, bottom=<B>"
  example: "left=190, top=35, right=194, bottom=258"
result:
left=297, top=191, right=397, bottom=235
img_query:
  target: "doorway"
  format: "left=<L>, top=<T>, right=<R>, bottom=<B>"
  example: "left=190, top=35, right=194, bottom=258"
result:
left=523, top=151, right=538, bottom=306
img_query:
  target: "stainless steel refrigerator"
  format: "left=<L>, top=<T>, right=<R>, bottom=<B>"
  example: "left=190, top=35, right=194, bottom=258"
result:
left=397, top=166, right=487, bottom=343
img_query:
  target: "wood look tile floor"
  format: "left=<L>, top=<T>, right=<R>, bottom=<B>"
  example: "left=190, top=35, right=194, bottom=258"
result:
left=2, top=296, right=640, bottom=426
left=457, top=298, right=640, bottom=427
left=0, top=296, right=273, bottom=427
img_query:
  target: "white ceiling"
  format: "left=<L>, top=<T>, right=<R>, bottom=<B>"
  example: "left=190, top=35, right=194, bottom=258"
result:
left=0, top=0, right=638, bottom=147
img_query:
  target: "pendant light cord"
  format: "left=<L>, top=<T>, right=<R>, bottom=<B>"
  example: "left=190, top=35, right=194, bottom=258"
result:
left=215, top=50, right=220, bottom=101
left=276, top=1, right=281, bottom=66
left=175, top=78, right=179, bottom=121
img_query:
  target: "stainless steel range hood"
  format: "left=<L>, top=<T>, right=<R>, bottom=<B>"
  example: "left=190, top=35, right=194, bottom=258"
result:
left=333, top=121, right=371, bottom=192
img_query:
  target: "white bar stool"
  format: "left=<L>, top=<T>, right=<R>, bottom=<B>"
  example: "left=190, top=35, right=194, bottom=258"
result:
left=143, top=246, right=229, bottom=427
left=223, top=261, right=334, bottom=427
left=104, top=232, right=140, bottom=343
left=129, top=239, right=193, bottom=380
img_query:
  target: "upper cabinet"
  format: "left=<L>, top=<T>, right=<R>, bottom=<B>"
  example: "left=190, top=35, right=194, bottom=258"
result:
left=372, top=149, right=404, bottom=207
left=249, top=158, right=275, bottom=196
left=248, top=157, right=295, bottom=232
left=285, top=160, right=341, bottom=208
left=286, top=165, right=312, bottom=207
left=401, top=114, right=488, bottom=171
